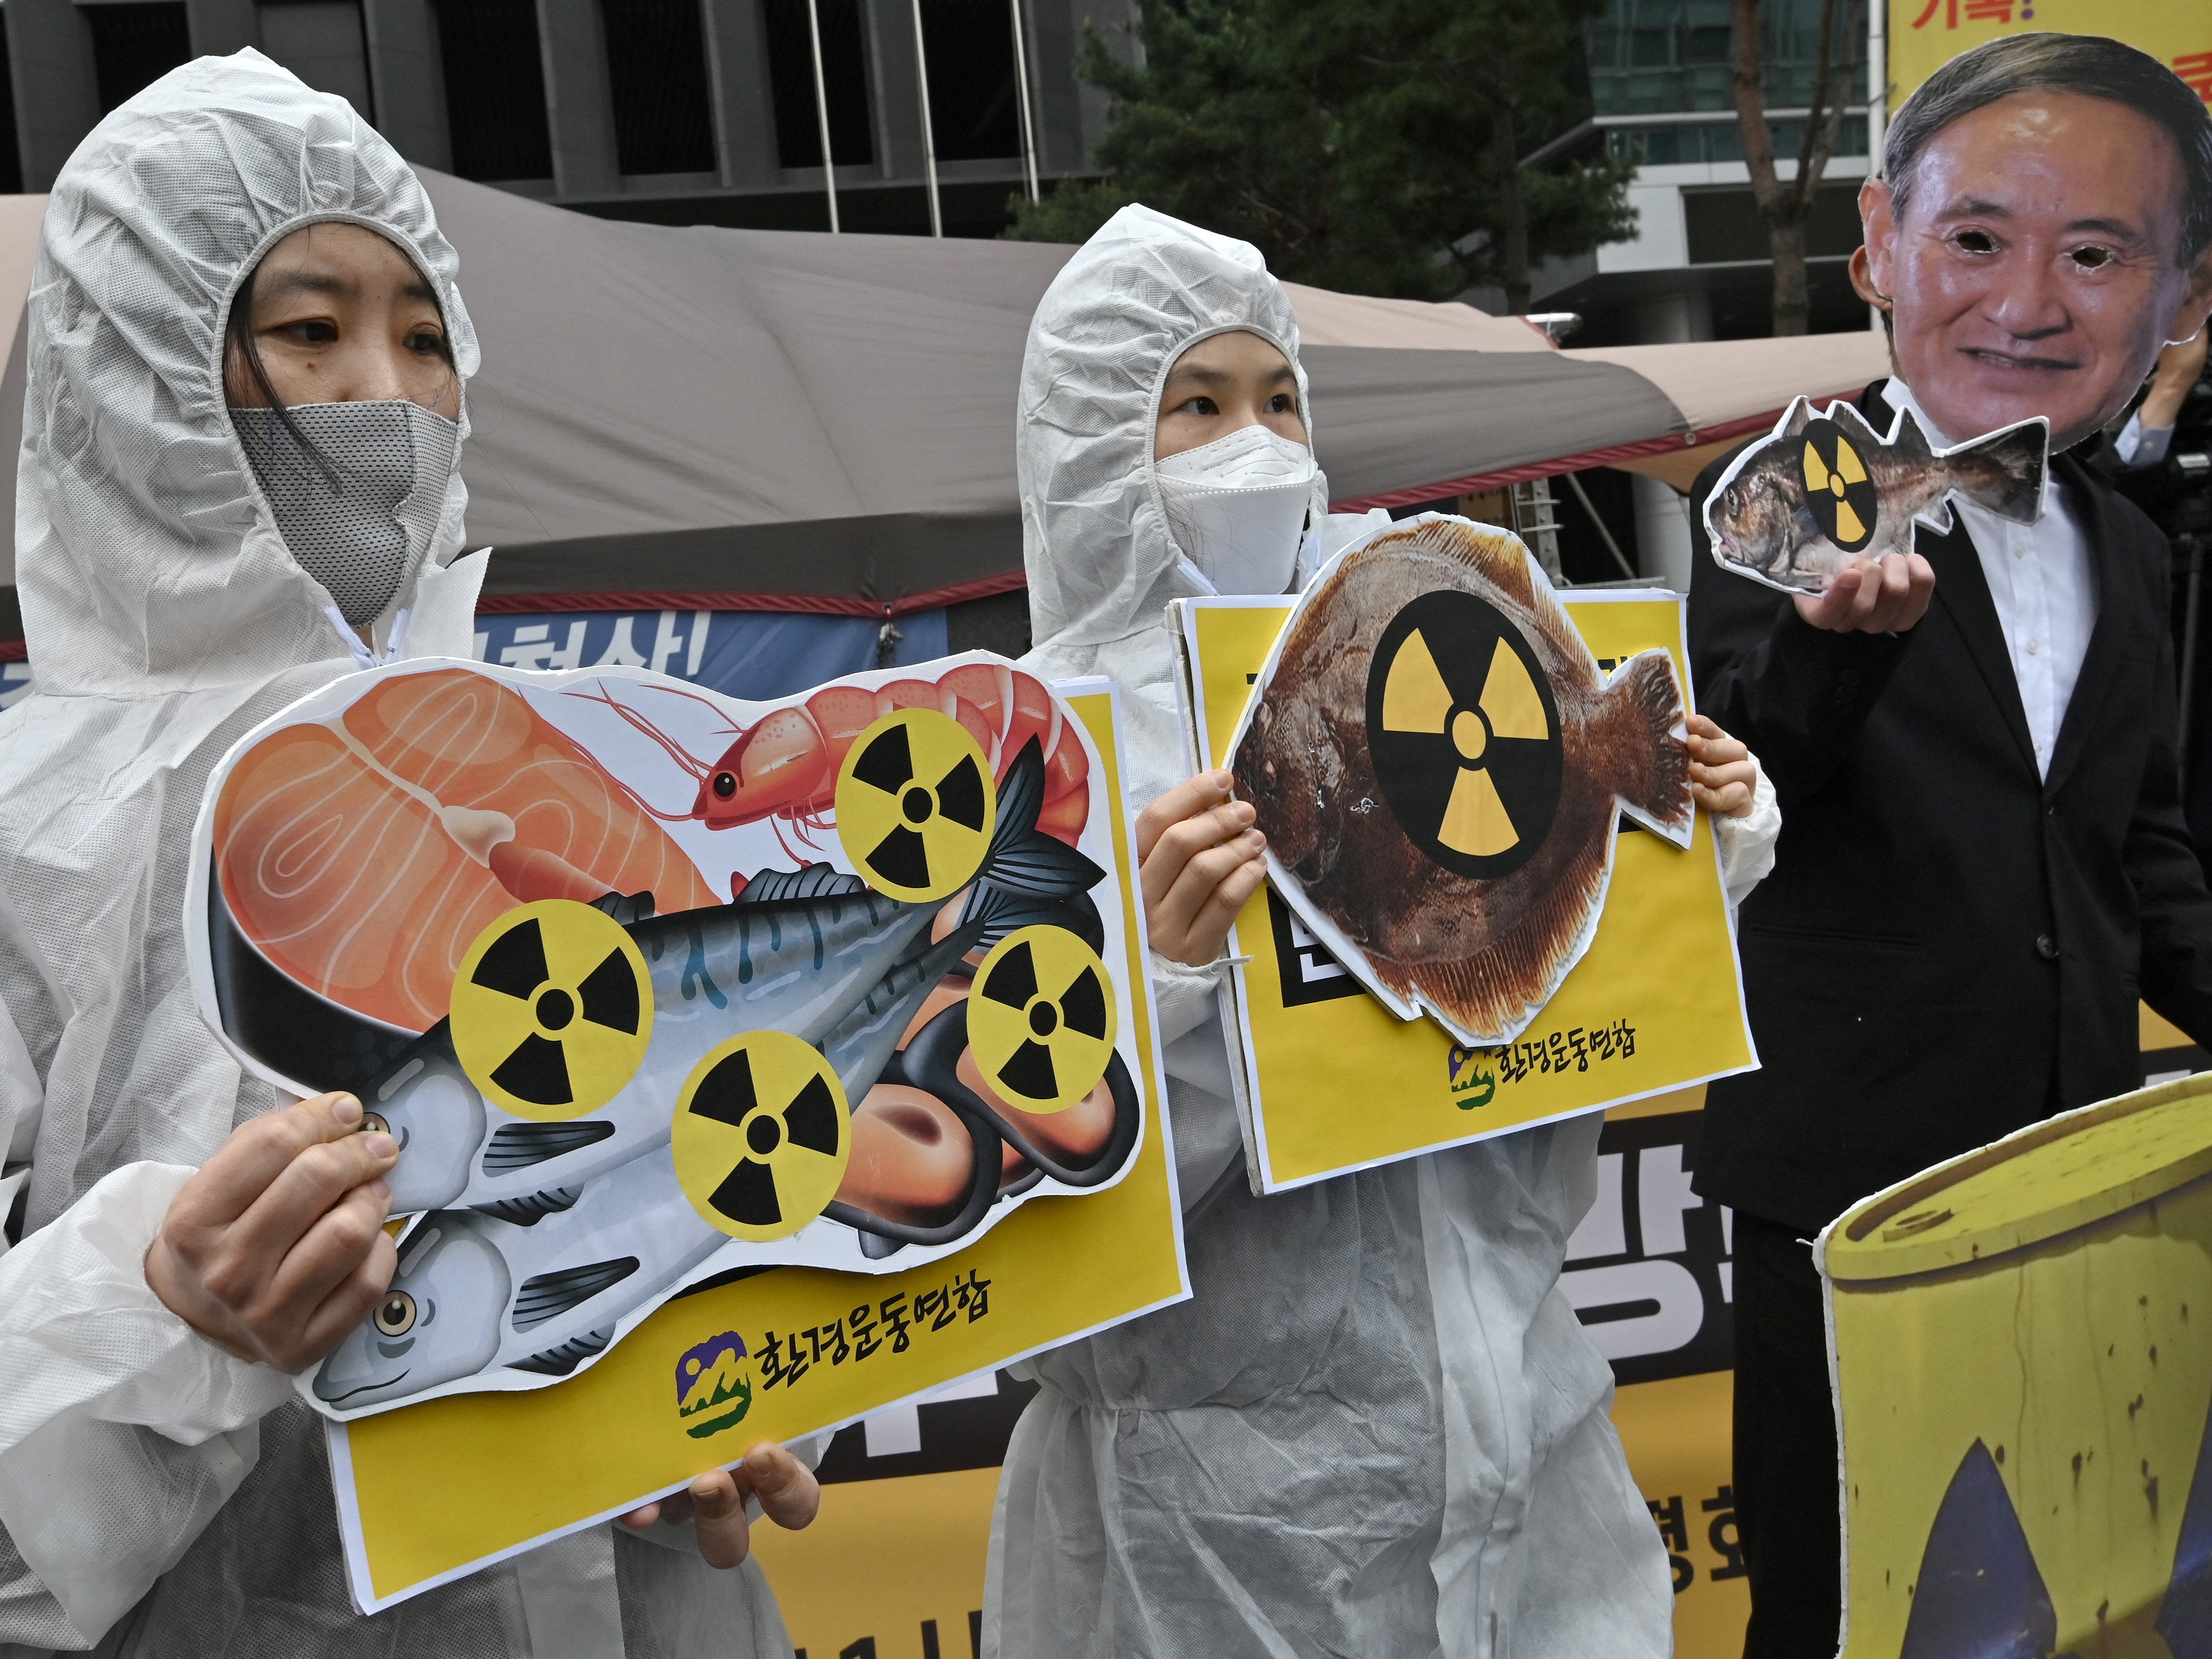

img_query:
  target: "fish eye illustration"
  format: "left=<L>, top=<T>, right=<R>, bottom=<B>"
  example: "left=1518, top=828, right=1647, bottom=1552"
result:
left=359, top=1111, right=390, bottom=1137
left=373, top=1290, right=418, bottom=1338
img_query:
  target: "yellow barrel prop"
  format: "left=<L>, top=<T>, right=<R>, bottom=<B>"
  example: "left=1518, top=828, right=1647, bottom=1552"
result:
left=1821, top=1073, right=2212, bottom=1659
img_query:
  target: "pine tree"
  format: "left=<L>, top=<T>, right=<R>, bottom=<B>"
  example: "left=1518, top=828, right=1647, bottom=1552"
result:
left=1005, top=0, right=1636, bottom=307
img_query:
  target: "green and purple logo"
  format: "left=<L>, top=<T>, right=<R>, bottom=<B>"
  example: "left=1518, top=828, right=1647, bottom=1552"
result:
left=676, top=1331, right=755, bottom=1439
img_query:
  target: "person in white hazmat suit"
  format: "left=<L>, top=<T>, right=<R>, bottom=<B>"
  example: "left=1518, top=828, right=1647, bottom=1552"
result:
left=0, top=53, right=818, bottom=1658
left=986, top=204, right=1781, bottom=1658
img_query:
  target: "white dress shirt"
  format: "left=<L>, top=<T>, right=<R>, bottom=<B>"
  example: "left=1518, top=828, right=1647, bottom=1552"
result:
left=1887, top=381, right=2097, bottom=779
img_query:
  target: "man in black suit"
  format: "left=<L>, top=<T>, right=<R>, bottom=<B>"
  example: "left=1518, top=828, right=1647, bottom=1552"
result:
left=1688, top=33, right=2212, bottom=1659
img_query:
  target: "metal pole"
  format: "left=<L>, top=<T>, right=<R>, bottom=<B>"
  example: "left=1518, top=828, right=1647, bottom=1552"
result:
left=911, top=0, right=943, bottom=235
left=1565, top=471, right=1639, bottom=581
left=806, top=0, right=840, bottom=232
left=1865, top=0, right=1886, bottom=332
left=1008, top=0, right=1039, bottom=203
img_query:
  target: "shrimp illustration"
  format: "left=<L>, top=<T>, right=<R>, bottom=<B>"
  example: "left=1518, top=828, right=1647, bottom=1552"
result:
left=574, top=661, right=1090, bottom=861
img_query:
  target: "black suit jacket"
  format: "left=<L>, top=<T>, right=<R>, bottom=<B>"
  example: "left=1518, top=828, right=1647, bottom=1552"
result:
left=1690, top=381, right=2212, bottom=1232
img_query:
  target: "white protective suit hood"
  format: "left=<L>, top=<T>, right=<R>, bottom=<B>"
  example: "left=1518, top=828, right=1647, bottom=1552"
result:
left=1019, top=204, right=1327, bottom=808
left=18, top=51, right=480, bottom=694
left=0, top=56, right=813, bottom=1658
left=993, top=205, right=1675, bottom=1659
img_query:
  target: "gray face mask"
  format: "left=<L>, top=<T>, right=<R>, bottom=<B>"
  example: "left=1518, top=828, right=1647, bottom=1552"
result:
left=235, top=399, right=460, bottom=626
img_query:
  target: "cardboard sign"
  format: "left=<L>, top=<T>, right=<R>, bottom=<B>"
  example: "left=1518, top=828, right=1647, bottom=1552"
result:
left=183, top=664, right=1185, bottom=1609
left=1177, top=589, right=1755, bottom=1193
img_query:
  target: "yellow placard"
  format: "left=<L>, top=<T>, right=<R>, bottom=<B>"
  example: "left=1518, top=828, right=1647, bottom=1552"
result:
left=330, top=687, right=1188, bottom=1611
left=1888, top=0, right=2210, bottom=108
left=1181, top=593, right=1755, bottom=1192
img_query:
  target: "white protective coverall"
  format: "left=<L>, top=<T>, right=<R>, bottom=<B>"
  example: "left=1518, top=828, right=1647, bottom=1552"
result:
left=0, top=55, right=799, bottom=1658
left=988, top=203, right=1776, bottom=1659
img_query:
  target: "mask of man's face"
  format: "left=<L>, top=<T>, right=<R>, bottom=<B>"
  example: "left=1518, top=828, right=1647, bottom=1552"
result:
left=1858, top=90, right=2212, bottom=451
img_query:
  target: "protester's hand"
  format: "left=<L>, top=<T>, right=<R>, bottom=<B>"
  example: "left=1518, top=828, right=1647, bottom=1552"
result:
left=1794, top=551, right=1934, bottom=634
left=1685, top=714, right=1756, bottom=818
left=619, top=1442, right=821, bottom=1568
left=2141, top=328, right=2209, bottom=432
left=144, top=1092, right=399, bottom=1372
left=1135, top=769, right=1268, bottom=969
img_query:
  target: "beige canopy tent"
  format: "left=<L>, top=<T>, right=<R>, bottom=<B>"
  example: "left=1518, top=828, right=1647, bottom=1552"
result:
left=0, top=177, right=1889, bottom=647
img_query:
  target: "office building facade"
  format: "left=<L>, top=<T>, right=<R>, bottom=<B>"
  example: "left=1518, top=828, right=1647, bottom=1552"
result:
left=0, top=0, right=1125, bottom=235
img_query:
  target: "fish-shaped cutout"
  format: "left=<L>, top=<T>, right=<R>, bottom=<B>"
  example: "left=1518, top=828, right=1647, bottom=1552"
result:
left=1705, top=396, right=2048, bottom=596
left=1899, top=1439, right=2058, bottom=1659
left=1229, top=515, right=1693, bottom=1047
left=369, top=740, right=1098, bottom=1217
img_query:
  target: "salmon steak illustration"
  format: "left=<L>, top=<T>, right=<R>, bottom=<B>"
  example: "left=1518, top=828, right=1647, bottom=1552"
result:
left=1231, top=516, right=1694, bottom=1047
left=213, top=668, right=719, bottom=1032
left=1704, top=395, right=2047, bottom=596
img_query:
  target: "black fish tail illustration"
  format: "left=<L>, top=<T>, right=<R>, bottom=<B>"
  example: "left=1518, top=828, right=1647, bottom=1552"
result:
left=1600, top=652, right=1693, bottom=836
left=1944, top=421, right=2047, bottom=526
left=978, top=739, right=1105, bottom=899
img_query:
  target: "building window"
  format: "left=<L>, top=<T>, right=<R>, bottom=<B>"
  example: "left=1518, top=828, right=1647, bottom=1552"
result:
left=1607, top=115, right=1867, bottom=166
left=432, top=0, right=553, bottom=180
left=1683, top=181, right=1864, bottom=263
left=85, top=3, right=192, bottom=114
left=764, top=0, right=873, bottom=169
left=602, top=0, right=717, bottom=174
left=1585, top=0, right=1864, bottom=120
left=258, top=0, right=374, bottom=120
left=918, top=0, right=1018, bottom=162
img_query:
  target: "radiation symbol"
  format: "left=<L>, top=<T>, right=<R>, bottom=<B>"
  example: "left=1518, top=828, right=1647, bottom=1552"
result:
left=1363, top=590, right=1564, bottom=880
left=451, top=900, right=652, bottom=1121
left=673, top=1032, right=851, bottom=1242
left=833, top=709, right=998, bottom=903
left=1800, top=416, right=1878, bottom=552
left=967, top=925, right=1117, bottom=1114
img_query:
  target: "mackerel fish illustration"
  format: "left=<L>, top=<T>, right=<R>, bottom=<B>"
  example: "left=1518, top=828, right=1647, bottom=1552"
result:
left=309, top=941, right=997, bottom=1412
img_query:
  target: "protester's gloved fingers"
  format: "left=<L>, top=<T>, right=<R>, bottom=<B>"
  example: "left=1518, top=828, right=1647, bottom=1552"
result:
left=285, top=1229, right=399, bottom=1371
left=226, top=1123, right=398, bottom=1267
left=687, top=1469, right=752, bottom=1569
left=262, top=1176, right=395, bottom=1325
left=742, top=1443, right=821, bottom=1532
left=1135, top=770, right=1235, bottom=862
left=169, top=1093, right=367, bottom=1233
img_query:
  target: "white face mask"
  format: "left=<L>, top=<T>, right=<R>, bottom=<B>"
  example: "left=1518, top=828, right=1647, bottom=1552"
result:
left=1154, top=422, right=1317, bottom=597
left=235, top=399, right=460, bottom=626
